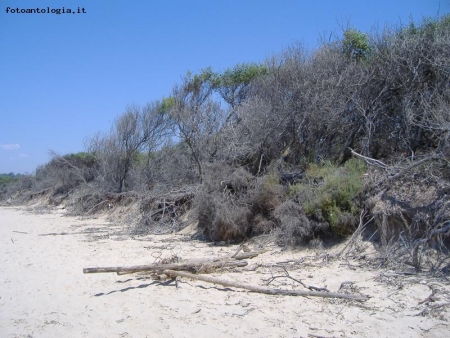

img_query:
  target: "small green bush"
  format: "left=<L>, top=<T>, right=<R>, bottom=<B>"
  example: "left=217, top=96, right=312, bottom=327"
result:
left=0, top=175, right=17, bottom=185
left=291, top=158, right=366, bottom=236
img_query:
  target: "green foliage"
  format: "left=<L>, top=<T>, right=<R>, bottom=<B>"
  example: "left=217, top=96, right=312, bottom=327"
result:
left=180, top=64, right=268, bottom=109
left=214, top=63, right=268, bottom=107
left=219, top=63, right=268, bottom=87
left=291, top=158, right=366, bottom=236
left=343, top=29, right=371, bottom=61
left=0, top=173, right=19, bottom=185
left=420, top=15, right=450, bottom=36
left=63, top=152, right=97, bottom=166
left=184, top=67, right=217, bottom=96
left=160, top=96, right=175, bottom=112
left=402, top=14, right=450, bottom=40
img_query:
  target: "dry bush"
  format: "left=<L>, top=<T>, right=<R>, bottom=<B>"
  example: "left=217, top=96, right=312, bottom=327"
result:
left=252, top=214, right=276, bottom=235
left=15, top=152, right=101, bottom=207
left=66, top=189, right=139, bottom=216
left=361, top=156, right=450, bottom=272
left=274, top=200, right=328, bottom=245
left=147, top=143, right=199, bottom=188
left=250, top=174, right=285, bottom=216
left=194, top=164, right=254, bottom=241
left=226, top=167, right=253, bottom=193
left=195, top=163, right=353, bottom=244
left=137, top=189, right=194, bottom=235
left=195, top=191, right=264, bottom=242
left=194, top=166, right=291, bottom=242
left=209, top=204, right=253, bottom=242
left=1, top=175, right=34, bottom=203
left=367, top=160, right=450, bottom=244
left=201, top=162, right=252, bottom=193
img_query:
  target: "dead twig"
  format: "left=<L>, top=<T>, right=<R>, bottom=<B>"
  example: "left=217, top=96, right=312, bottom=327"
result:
left=388, top=153, right=442, bottom=180
left=336, top=210, right=373, bottom=258
left=412, top=222, right=450, bottom=271
left=349, top=148, right=390, bottom=170
left=415, top=302, right=450, bottom=317
left=264, top=266, right=329, bottom=292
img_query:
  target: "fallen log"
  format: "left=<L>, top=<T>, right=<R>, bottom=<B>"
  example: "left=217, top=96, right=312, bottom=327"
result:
left=83, top=259, right=247, bottom=275
left=163, top=269, right=369, bottom=302
left=84, top=250, right=263, bottom=275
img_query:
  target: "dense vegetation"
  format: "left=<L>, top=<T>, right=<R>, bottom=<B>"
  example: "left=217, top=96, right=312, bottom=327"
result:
left=3, top=17, right=450, bottom=268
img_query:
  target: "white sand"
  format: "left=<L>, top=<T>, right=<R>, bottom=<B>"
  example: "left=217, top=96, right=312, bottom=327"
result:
left=1, top=206, right=449, bottom=337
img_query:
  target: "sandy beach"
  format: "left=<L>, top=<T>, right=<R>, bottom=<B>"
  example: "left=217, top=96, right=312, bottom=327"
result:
left=0, top=206, right=449, bottom=337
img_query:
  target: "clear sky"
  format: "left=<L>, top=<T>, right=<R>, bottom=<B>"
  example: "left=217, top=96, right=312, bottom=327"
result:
left=0, top=0, right=448, bottom=174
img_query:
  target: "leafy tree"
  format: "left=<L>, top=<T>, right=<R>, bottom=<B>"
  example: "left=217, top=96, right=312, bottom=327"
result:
left=215, top=63, right=268, bottom=114
left=343, top=29, right=370, bottom=61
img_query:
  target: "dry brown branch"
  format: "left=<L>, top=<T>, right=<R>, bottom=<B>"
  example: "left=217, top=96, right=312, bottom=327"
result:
left=349, top=148, right=442, bottom=181
left=387, top=153, right=442, bottom=180
left=335, top=210, right=373, bottom=258
left=83, top=250, right=264, bottom=275
left=83, top=259, right=248, bottom=275
left=412, top=222, right=450, bottom=271
left=163, top=269, right=369, bottom=301
left=349, top=148, right=389, bottom=169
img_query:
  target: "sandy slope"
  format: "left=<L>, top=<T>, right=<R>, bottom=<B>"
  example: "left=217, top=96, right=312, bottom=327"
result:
left=0, top=206, right=449, bottom=338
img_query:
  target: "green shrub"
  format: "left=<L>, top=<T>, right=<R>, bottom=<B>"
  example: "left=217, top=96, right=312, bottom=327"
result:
left=0, top=174, right=17, bottom=185
left=291, top=158, right=366, bottom=236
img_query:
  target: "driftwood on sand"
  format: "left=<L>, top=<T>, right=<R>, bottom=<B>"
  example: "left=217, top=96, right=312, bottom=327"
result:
left=83, top=259, right=248, bottom=275
left=83, top=250, right=265, bottom=275
left=163, top=269, right=369, bottom=302
left=84, top=250, right=369, bottom=301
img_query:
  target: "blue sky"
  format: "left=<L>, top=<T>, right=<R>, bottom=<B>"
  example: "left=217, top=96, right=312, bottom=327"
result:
left=0, top=0, right=448, bottom=174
